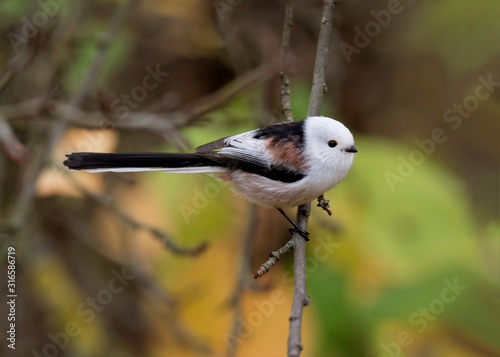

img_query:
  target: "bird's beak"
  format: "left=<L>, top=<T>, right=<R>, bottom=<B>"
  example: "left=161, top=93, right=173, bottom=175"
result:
left=345, top=145, right=358, bottom=153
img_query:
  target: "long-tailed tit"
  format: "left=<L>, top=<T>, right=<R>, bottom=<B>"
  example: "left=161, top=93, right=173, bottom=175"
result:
left=64, top=116, right=357, bottom=240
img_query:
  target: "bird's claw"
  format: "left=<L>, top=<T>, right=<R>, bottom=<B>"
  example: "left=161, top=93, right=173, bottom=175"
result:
left=288, top=227, right=310, bottom=241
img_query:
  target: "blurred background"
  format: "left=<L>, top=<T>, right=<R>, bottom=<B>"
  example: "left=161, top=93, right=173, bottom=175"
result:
left=0, top=0, right=499, bottom=356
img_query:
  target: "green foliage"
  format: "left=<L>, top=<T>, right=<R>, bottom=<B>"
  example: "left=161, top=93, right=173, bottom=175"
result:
left=334, top=137, right=479, bottom=277
left=410, top=0, right=500, bottom=74
left=0, top=0, right=29, bottom=19
left=308, top=137, right=499, bottom=356
left=309, top=269, right=370, bottom=357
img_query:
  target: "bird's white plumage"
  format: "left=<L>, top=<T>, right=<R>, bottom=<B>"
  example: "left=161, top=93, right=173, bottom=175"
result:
left=302, top=116, right=355, bottom=193
left=224, top=116, right=356, bottom=207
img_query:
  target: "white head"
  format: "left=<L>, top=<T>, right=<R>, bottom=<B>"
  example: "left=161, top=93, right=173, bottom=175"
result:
left=303, top=116, right=357, bottom=188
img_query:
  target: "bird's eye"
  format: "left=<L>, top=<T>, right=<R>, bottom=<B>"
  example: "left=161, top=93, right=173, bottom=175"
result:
left=328, top=140, right=337, bottom=148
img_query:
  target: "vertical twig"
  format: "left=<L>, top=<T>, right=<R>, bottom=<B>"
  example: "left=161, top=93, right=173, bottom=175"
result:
left=251, top=0, right=296, bottom=278
left=287, top=205, right=311, bottom=356
left=307, top=1, right=336, bottom=116
left=280, top=0, right=294, bottom=122
left=287, top=1, right=337, bottom=356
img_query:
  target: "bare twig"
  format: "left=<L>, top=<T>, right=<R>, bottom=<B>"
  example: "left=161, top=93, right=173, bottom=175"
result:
left=307, top=1, right=336, bottom=116
left=251, top=0, right=297, bottom=279
left=287, top=205, right=311, bottom=357
left=225, top=32, right=297, bottom=350
left=252, top=238, right=294, bottom=279
left=59, top=197, right=211, bottom=354
left=180, top=58, right=282, bottom=122
left=280, top=0, right=295, bottom=122
left=249, top=0, right=297, bottom=280
left=317, top=194, right=333, bottom=216
left=66, top=171, right=207, bottom=256
left=2, top=58, right=282, bottom=149
left=0, top=97, right=189, bottom=151
left=287, top=1, right=337, bottom=356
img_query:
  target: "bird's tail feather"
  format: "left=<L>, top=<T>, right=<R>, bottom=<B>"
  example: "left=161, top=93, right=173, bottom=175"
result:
left=63, top=152, right=224, bottom=173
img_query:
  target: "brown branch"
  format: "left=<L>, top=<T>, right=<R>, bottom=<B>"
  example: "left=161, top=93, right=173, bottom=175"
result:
left=317, top=194, right=333, bottom=216
left=287, top=1, right=337, bottom=356
left=287, top=205, right=312, bottom=357
left=65, top=170, right=207, bottom=256
left=180, top=58, right=282, bottom=122
left=2, top=58, right=282, bottom=150
left=248, top=0, right=299, bottom=282
left=252, top=238, right=294, bottom=279
left=307, top=1, right=336, bottom=116
left=1, top=97, right=188, bottom=150
left=59, top=189, right=211, bottom=354
left=251, top=2, right=297, bottom=280
left=280, top=0, right=295, bottom=122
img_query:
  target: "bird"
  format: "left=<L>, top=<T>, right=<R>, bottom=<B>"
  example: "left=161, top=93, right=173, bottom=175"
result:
left=64, top=116, right=357, bottom=240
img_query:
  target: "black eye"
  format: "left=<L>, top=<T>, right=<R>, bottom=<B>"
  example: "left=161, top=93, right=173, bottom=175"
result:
left=328, top=140, right=337, bottom=148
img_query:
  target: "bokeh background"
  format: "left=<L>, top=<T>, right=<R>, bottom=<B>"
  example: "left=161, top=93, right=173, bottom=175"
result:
left=0, top=0, right=499, bottom=356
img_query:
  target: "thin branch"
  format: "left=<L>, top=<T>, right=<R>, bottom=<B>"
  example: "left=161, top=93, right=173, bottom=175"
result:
left=249, top=0, right=297, bottom=281
left=59, top=190, right=211, bottom=354
left=307, top=0, right=336, bottom=116
left=180, top=58, right=282, bottom=121
left=65, top=170, right=207, bottom=256
left=280, top=0, right=295, bottom=122
left=287, top=1, right=337, bottom=356
left=287, top=205, right=312, bottom=357
left=0, top=97, right=189, bottom=151
left=2, top=58, right=282, bottom=147
left=252, top=238, right=294, bottom=279
left=317, top=194, right=333, bottom=216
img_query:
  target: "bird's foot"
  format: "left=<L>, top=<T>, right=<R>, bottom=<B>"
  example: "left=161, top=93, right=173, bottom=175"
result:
left=288, top=227, right=310, bottom=241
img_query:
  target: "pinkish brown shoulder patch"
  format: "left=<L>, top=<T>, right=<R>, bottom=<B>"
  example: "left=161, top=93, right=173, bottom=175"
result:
left=265, top=139, right=307, bottom=171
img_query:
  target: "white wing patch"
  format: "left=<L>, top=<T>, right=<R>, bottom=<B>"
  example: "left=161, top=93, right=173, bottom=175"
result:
left=216, top=130, right=271, bottom=167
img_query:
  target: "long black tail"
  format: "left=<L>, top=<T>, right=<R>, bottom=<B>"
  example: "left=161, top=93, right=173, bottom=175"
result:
left=63, top=152, right=221, bottom=171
